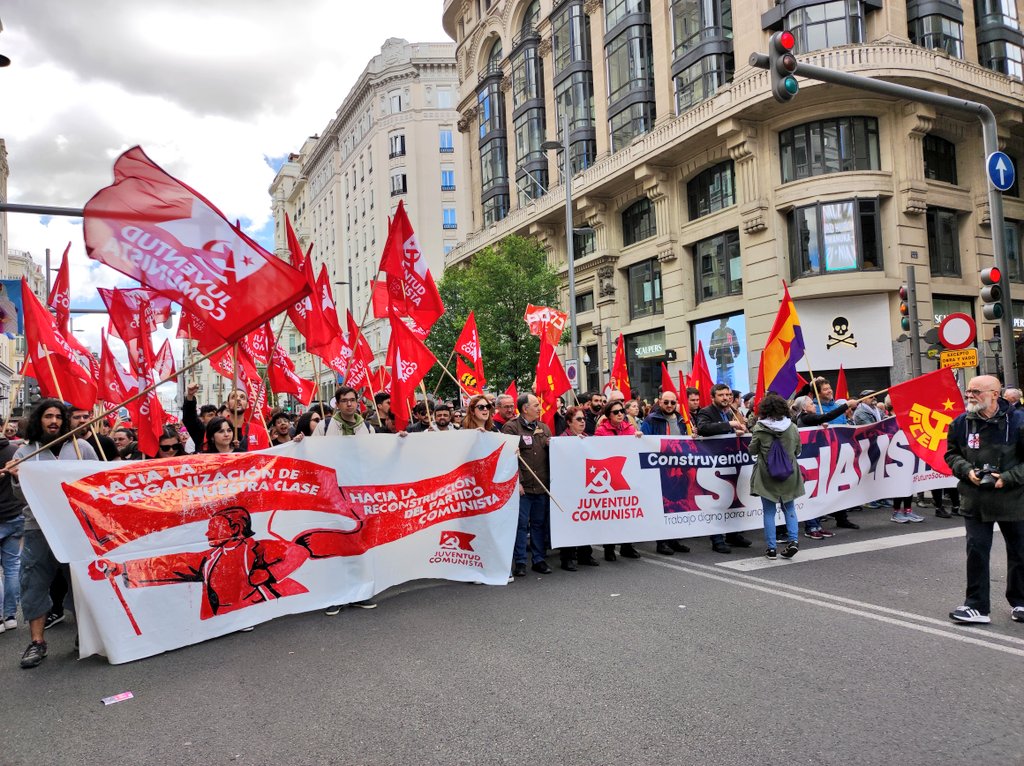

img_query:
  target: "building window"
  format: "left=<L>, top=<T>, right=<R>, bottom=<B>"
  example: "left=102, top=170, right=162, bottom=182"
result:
left=790, top=198, right=882, bottom=280
left=389, top=91, right=403, bottom=113
left=779, top=116, right=880, bottom=183
left=979, top=39, right=1024, bottom=78
left=687, top=161, right=735, bottom=220
left=784, top=0, right=864, bottom=53
left=440, top=129, right=455, bottom=152
left=576, top=291, right=595, bottom=313
left=674, top=54, right=734, bottom=113
left=553, top=0, right=592, bottom=72
left=923, top=134, right=958, bottom=184
left=389, top=134, right=405, bottom=158
left=908, top=13, right=965, bottom=58
left=554, top=72, right=598, bottom=174
left=574, top=229, right=596, bottom=260
left=622, top=198, right=656, bottom=246
left=480, top=141, right=509, bottom=193
left=628, top=258, right=663, bottom=319
left=605, top=0, right=650, bottom=29
left=443, top=208, right=458, bottom=229
left=694, top=230, right=741, bottom=303
left=443, top=241, right=456, bottom=256
left=482, top=194, right=510, bottom=226
left=478, top=80, right=505, bottom=138
left=438, top=89, right=453, bottom=109
left=927, top=207, right=961, bottom=277
left=441, top=169, right=455, bottom=191
left=605, top=25, right=655, bottom=103
left=609, top=101, right=656, bottom=152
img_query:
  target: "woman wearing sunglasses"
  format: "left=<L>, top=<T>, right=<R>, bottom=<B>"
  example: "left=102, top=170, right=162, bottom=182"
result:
left=556, top=405, right=600, bottom=570
left=463, top=395, right=499, bottom=432
left=594, top=400, right=643, bottom=561
left=560, top=406, right=588, bottom=438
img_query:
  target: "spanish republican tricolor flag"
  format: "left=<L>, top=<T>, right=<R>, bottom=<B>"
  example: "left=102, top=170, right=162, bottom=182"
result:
left=754, top=282, right=807, bottom=403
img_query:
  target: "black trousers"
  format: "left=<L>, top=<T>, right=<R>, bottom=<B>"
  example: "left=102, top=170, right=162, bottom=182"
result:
left=963, top=516, right=1024, bottom=614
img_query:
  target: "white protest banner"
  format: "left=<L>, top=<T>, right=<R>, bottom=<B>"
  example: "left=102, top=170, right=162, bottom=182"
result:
left=550, top=419, right=956, bottom=547
left=19, top=432, right=519, bottom=664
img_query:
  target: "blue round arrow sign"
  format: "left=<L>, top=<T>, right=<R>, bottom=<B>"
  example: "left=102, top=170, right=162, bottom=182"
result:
left=987, top=151, right=1015, bottom=192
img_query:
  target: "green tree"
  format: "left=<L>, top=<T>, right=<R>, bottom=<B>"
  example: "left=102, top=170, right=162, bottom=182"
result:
left=427, top=235, right=563, bottom=401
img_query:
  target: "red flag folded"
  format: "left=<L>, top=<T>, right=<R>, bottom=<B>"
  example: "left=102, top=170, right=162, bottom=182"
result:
left=888, top=368, right=965, bottom=476
left=98, top=288, right=172, bottom=340
left=609, top=333, right=631, bottom=399
left=523, top=304, right=567, bottom=346
left=535, top=340, right=572, bottom=432
left=835, top=364, right=849, bottom=401
left=386, top=306, right=437, bottom=431
left=177, top=307, right=226, bottom=356
left=661, top=362, right=677, bottom=398
left=22, top=279, right=98, bottom=410
left=691, top=341, right=715, bottom=407
left=380, top=201, right=444, bottom=338
left=371, top=280, right=390, bottom=319
left=47, top=243, right=72, bottom=333
left=454, top=312, right=486, bottom=395
left=84, top=146, right=309, bottom=343
left=267, top=345, right=316, bottom=407
left=99, top=334, right=138, bottom=411
left=313, top=264, right=344, bottom=342
left=288, top=256, right=337, bottom=354
left=504, top=381, right=519, bottom=416
left=285, top=214, right=305, bottom=269
left=153, top=339, right=177, bottom=382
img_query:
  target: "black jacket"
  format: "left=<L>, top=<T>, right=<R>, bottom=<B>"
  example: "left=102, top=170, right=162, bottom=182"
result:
left=695, top=404, right=736, bottom=436
left=183, top=397, right=206, bottom=452
left=795, top=407, right=849, bottom=428
left=945, top=398, right=1024, bottom=522
left=0, top=438, right=22, bottom=522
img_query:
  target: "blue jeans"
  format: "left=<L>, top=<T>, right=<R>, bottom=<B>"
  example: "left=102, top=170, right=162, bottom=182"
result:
left=761, top=497, right=799, bottom=549
left=19, top=530, right=73, bottom=623
left=0, top=515, right=24, bottom=619
left=515, top=493, right=549, bottom=565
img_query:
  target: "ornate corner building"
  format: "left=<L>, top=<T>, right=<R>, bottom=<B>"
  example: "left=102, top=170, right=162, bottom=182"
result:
left=441, top=0, right=1024, bottom=399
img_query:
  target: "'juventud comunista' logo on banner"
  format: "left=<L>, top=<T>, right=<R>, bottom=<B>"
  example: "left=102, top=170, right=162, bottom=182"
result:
left=576, top=456, right=643, bottom=522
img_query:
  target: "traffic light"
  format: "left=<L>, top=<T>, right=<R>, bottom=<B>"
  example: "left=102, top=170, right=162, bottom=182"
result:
left=980, top=266, right=1004, bottom=320
left=898, top=284, right=912, bottom=332
left=769, top=31, right=799, bottom=103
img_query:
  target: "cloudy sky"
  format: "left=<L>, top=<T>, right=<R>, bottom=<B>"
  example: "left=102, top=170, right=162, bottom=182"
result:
left=1, top=0, right=450, bottom=357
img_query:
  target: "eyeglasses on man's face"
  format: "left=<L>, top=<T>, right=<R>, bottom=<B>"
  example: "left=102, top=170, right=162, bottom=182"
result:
left=338, top=397, right=357, bottom=404
left=662, top=400, right=677, bottom=406
left=966, top=389, right=998, bottom=396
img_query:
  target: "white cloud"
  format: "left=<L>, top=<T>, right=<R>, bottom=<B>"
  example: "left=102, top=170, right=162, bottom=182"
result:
left=1, top=0, right=450, bottom=378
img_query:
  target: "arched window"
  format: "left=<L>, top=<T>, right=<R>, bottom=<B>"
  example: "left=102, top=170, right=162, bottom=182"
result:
left=622, top=198, right=656, bottom=246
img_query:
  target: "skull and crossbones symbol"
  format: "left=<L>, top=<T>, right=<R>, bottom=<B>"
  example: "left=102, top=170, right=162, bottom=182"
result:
left=827, top=316, right=857, bottom=349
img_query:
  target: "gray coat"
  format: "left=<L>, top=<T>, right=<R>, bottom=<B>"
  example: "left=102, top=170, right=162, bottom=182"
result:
left=12, top=439, right=97, bottom=531
left=748, top=419, right=805, bottom=502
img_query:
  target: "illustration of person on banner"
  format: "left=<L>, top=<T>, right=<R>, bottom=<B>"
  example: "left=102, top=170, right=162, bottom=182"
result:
left=88, top=505, right=331, bottom=619
left=708, top=317, right=740, bottom=389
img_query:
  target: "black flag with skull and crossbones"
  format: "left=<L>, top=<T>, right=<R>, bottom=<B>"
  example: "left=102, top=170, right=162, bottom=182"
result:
left=827, top=316, right=857, bottom=350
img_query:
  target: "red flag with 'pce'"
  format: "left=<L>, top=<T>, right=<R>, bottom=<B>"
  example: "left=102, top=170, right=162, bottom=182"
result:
left=523, top=304, right=567, bottom=346
left=84, top=146, right=309, bottom=344
left=888, top=367, right=965, bottom=476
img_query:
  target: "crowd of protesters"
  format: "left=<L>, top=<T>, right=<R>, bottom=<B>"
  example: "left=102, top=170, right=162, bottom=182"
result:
left=0, top=372, right=1018, bottom=669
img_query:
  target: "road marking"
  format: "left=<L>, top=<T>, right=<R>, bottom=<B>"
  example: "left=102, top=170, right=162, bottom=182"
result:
left=716, top=527, right=966, bottom=571
left=642, top=556, right=1024, bottom=658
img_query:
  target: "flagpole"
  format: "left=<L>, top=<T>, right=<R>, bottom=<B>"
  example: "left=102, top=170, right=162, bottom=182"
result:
left=246, top=316, right=289, bottom=435
left=230, top=343, right=242, bottom=448
left=4, top=340, right=232, bottom=472
left=431, top=349, right=457, bottom=397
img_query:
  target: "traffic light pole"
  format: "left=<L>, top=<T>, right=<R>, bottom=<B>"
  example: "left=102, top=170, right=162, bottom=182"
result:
left=905, top=265, right=922, bottom=378
left=750, top=54, right=1017, bottom=386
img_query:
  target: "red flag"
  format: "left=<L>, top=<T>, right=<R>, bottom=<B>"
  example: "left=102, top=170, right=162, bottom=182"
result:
left=386, top=306, right=436, bottom=431
left=660, top=362, right=677, bottom=398
left=177, top=307, right=226, bottom=356
left=691, top=341, right=715, bottom=407
left=365, top=365, right=392, bottom=396
left=344, top=311, right=376, bottom=390
left=267, top=345, right=316, bottom=406
left=523, top=304, right=567, bottom=346
left=47, top=242, right=72, bottom=333
left=380, top=200, right=444, bottom=338
left=609, top=333, right=631, bottom=399
left=504, top=381, right=519, bottom=414
left=240, top=324, right=272, bottom=365
left=84, top=146, right=309, bottom=343
left=585, top=457, right=630, bottom=492
left=835, top=364, right=849, bottom=401
left=678, top=371, right=687, bottom=397
left=22, top=279, right=98, bottom=410
left=535, top=340, right=572, bottom=432
left=371, top=280, right=390, bottom=319
left=288, top=256, right=337, bottom=353
left=888, top=368, right=965, bottom=476
left=98, top=288, right=172, bottom=340
left=284, top=214, right=305, bottom=269
left=454, top=312, right=486, bottom=395
left=99, top=334, right=138, bottom=410
left=313, top=264, right=344, bottom=341
left=153, top=339, right=177, bottom=382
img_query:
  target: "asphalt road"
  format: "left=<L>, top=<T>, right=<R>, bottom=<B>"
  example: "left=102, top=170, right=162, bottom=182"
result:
left=2, top=505, right=1022, bottom=766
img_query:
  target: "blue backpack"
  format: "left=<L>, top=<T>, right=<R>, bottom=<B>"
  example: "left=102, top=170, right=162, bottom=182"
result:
left=766, top=435, right=794, bottom=481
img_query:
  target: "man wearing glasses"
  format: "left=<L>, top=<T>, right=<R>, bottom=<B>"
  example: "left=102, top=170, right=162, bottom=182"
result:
left=945, top=375, right=1024, bottom=626
left=502, top=394, right=553, bottom=576
left=640, top=392, right=691, bottom=556
left=323, top=387, right=374, bottom=436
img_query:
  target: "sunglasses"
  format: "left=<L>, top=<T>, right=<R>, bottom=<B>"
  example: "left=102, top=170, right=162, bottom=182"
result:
left=572, top=416, right=585, bottom=422
left=662, top=401, right=677, bottom=405
left=158, top=443, right=178, bottom=451
left=610, top=409, right=625, bottom=415
left=475, top=404, right=494, bottom=411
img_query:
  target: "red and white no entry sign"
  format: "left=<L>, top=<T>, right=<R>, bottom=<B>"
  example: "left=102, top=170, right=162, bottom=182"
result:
left=937, top=312, right=977, bottom=350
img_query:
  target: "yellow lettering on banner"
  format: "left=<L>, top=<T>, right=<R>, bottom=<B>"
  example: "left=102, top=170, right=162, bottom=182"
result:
left=907, top=403, right=953, bottom=451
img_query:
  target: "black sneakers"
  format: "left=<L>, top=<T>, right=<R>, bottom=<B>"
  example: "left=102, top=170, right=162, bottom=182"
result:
left=765, top=548, right=777, bottom=559
left=781, top=541, right=799, bottom=559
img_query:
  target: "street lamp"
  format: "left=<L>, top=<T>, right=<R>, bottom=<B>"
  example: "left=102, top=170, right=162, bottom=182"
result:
left=541, top=112, right=581, bottom=391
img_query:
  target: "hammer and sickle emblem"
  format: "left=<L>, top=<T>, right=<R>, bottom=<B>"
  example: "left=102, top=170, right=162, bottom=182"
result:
left=907, top=403, right=953, bottom=451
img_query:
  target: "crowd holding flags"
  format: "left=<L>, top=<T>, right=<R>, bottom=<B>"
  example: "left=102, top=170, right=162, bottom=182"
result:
left=6, top=147, right=973, bottom=480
